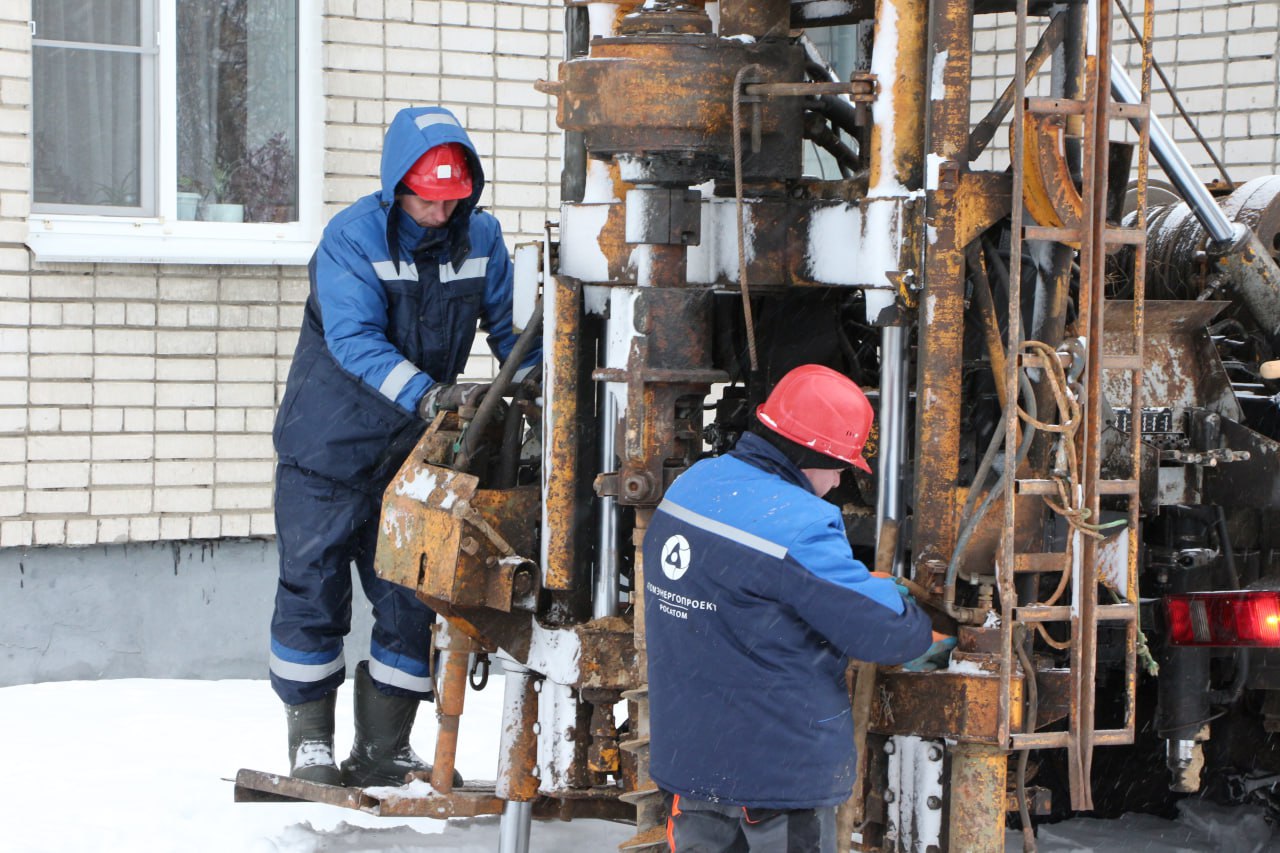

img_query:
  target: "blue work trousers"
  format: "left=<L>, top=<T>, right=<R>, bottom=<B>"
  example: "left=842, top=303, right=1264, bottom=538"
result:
left=665, top=793, right=837, bottom=853
left=269, top=463, right=436, bottom=705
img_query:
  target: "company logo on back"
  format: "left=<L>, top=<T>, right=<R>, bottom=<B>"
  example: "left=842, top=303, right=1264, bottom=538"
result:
left=660, top=534, right=691, bottom=581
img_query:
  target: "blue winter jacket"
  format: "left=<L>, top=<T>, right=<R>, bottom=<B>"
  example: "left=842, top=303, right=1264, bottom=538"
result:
left=274, top=107, right=538, bottom=489
left=643, top=431, right=934, bottom=809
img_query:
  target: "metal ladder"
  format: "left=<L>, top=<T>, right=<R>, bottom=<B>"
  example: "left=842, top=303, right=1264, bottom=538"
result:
left=997, top=0, right=1153, bottom=811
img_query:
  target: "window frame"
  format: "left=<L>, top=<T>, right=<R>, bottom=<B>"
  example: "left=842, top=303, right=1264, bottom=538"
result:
left=26, top=1, right=322, bottom=266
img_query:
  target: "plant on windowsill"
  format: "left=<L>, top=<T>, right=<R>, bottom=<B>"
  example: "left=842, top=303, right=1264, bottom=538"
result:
left=92, top=169, right=140, bottom=208
left=177, top=175, right=205, bottom=221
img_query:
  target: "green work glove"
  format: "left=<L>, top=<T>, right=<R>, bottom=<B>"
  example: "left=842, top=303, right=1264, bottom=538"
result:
left=901, top=632, right=957, bottom=672
left=870, top=570, right=912, bottom=601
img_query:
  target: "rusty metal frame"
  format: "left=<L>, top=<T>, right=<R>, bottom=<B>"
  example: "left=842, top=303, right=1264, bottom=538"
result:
left=232, top=769, right=632, bottom=821
left=991, top=0, right=1153, bottom=815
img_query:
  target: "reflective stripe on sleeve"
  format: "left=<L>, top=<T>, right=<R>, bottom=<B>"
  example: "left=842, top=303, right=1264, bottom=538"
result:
left=378, top=359, right=420, bottom=402
left=657, top=498, right=789, bottom=560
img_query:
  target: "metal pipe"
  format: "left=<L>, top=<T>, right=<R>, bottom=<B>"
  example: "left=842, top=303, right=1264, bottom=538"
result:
left=430, top=622, right=476, bottom=793
left=498, top=801, right=533, bottom=853
left=948, top=743, right=1009, bottom=851
left=1110, top=61, right=1235, bottom=245
left=560, top=6, right=590, bottom=204
left=808, top=94, right=863, bottom=140
left=495, top=659, right=539, bottom=853
left=594, top=393, right=620, bottom=619
left=542, top=278, right=581, bottom=592
left=876, top=325, right=909, bottom=577
left=868, top=0, right=927, bottom=191
left=456, top=297, right=544, bottom=470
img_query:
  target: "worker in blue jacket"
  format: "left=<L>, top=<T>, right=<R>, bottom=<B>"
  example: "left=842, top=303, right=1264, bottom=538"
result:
left=270, top=106, right=539, bottom=787
left=644, top=364, right=944, bottom=852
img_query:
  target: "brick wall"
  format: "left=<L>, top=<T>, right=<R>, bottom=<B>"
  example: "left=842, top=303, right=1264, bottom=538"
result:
left=0, top=1, right=563, bottom=548
left=2, top=2, right=1277, bottom=549
left=971, top=1, right=1280, bottom=178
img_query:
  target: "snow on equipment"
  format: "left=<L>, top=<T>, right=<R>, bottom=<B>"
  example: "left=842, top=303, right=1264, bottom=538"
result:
left=238, top=1, right=1280, bottom=850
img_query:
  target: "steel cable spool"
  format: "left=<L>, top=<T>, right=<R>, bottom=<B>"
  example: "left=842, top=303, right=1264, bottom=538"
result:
left=1136, top=176, right=1280, bottom=300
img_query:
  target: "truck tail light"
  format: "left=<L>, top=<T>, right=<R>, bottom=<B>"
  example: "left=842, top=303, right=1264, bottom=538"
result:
left=1164, top=591, right=1280, bottom=647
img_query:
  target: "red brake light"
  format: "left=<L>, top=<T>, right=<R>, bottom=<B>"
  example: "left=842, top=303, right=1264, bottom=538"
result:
left=1165, top=591, right=1280, bottom=647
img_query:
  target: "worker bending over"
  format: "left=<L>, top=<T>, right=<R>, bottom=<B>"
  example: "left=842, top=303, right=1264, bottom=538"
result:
left=644, top=364, right=941, bottom=852
left=270, top=106, right=539, bottom=787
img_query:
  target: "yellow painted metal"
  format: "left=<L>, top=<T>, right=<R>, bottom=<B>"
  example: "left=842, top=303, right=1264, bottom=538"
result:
left=1019, top=111, right=1083, bottom=241
left=955, top=172, right=1013, bottom=248
left=868, top=0, right=927, bottom=192
left=542, top=276, right=582, bottom=591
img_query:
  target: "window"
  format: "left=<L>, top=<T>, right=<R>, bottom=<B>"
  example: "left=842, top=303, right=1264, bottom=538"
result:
left=28, top=0, right=320, bottom=264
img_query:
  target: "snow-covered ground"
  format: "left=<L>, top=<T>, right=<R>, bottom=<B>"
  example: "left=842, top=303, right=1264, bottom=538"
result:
left=1, top=678, right=1275, bottom=852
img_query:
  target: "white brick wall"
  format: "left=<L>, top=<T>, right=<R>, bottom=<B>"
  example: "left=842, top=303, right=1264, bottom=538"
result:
left=3, top=2, right=1275, bottom=548
left=0, top=2, right=563, bottom=547
left=972, top=2, right=1280, bottom=179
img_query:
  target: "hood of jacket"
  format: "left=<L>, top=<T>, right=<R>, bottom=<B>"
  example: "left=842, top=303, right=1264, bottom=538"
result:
left=380, top=106, right=484, bottom=207
left=379, top=106, right=485, bottom=267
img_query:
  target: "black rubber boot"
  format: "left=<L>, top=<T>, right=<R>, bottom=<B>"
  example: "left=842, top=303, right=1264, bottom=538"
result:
left=285, top=691, right=342, bottom=785
left=340, top=662, right=440, bottom=788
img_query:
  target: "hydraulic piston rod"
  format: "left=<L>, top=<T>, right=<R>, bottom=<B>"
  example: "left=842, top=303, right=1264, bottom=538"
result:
left=1110, top=61, right=1236, bottom=245
left=876, top=325, right=910, bottom=576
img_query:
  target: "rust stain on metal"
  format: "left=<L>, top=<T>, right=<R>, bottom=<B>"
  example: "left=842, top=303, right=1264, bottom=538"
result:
left=496, top=672, right=540, bottom=802
left=1020, top=111, right=1083, bottom=237
left=1101, top=300, right=1237, bottom=419
left=868, top=0, right=927, bottom=190
left=431, top=622, right=477, bottom=794
left=543, top=276, right=583, bottom=591
left=545, top=32, right=805, bottom=183
left=869, top=670, right=1022, bottom=743
left=575, top=615, right=640, bottom=691
left=914, top=0, right=974, bottom=590
left=375, top=450, right=541, bottom=612
left=947, top=743, right=1010, bottom=852
left=955, top=172, right=1013, bottom=247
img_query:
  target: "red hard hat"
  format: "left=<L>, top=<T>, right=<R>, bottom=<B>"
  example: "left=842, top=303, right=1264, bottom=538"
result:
left=402, top=142, right=472, bottom=201
left=756, top=364, right=874, bottom=473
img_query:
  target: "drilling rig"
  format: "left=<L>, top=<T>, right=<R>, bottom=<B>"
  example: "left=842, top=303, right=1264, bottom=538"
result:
left=236, top=1, right=1280, bottom=850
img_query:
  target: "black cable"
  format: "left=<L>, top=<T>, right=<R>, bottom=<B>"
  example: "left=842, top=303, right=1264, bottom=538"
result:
left=1014, top=625, right=1039, bottom=852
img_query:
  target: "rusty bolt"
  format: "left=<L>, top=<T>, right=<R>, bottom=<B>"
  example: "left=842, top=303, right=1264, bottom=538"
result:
left=533, top=722, right=542, bottom=735
left=622, top=472, right=655, bottom=500
left=884, top=740, right=896, bottom=755
left=460, top=536, right=479, bottom=556
left=927, top=795, right=942, bottom=810
left=533, top=79, right=564, bottom=97
left=884, top=790, right=896, bottom=803
left=928, top=744, right=943, bottom=762
left=513, top=567, right=535, bottom=597
left=533, top=680, right=543, bottom=693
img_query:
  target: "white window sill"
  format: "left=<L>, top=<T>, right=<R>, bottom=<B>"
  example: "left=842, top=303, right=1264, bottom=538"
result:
left=25, top=214, right=319, bottom=266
